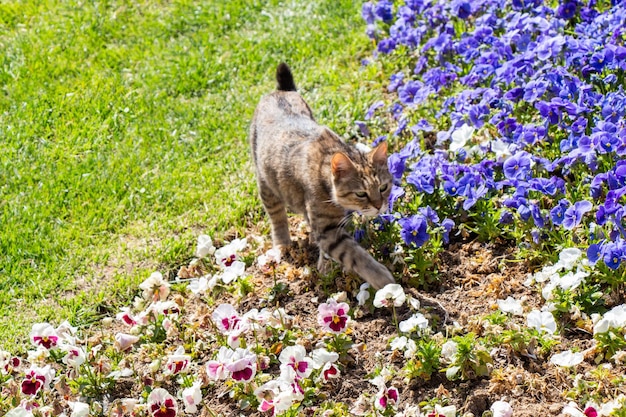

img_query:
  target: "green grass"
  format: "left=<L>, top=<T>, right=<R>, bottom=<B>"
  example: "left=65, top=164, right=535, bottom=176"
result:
left=0, top=0, right=383, bottom=349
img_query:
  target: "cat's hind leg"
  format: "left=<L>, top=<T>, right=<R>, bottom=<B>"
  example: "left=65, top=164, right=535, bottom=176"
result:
left=258, top=182, right=291, bottom=248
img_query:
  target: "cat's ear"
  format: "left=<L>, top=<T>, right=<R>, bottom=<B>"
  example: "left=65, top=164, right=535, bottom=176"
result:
left=370, top=141, right=388, bottom=166
left=331, top=152, right=356, bottom=180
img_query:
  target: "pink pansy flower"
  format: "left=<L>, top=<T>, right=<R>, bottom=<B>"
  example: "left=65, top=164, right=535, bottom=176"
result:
left=255, top=380, right=283, bottom=415
left=214, top=239, right=248, bottom=284
left=114, top=333, right=140, bottom=352
left=117, top=308, right=149, bottom=327
left=206, top=346, right=233, bottom=381
left=21, top=365, right=54, bottom=396
left=278, top=345, right=314, bottom=379
left=0, top=350, right=21, bottom=374
left=147, top=388, right=177, bottom=417
left=320, top=362, right=340, bottom=382
left=116, top=307, right=139, bottom=326
left=317, top=299, right=350, bottom=334
left=258, top=248, right=282, bottom=273
left=61, top=345, right=86, bottom=368
left=221, top=261, right=246, bottom=284
left=149, top=301, right=180, bottom=318
left=225, top=348, right=257, bottom=382
left=29, top=323, right=59, bottom=350
left=374, top=384, right=399, bottom=410
left=276, top=366, right=304, bottom=398
left=255, top=375, right=304, bottom=417
left=213, top=303, right=247, bottom=335
left=165, top=346, right=191, bottom=375
left=214, top=238, right=247, bottom=268
left=562, top=402, right=598, bottom=417
left=182, top=381, right=203, bottom=414
left=139, top=271, right=171, bottom=302
left=18, top=400, right=40, bottom=412
left=162, top=317, right=173, bottom=332
left=311, top=348, right=341, bottom=383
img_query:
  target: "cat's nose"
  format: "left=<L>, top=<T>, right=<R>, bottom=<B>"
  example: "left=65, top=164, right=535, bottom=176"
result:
left=372, top=199, right=382, bottom=210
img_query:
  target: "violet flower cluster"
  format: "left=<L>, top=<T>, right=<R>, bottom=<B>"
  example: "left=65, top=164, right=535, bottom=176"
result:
left=362, top=0, right=626, bottom=269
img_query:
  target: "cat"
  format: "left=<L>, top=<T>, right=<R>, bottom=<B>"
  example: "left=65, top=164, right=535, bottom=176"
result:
left=248, top=63, right=395, bottom=290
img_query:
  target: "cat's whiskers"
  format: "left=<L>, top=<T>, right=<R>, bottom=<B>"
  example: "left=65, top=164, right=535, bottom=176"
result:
left=337, top=214, right=353, bottom=232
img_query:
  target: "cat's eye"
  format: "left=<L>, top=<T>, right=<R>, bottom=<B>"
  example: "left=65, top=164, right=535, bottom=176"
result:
left=355, top=191, right=367, bottom=198
left=379, top=184, right=389, bottom=192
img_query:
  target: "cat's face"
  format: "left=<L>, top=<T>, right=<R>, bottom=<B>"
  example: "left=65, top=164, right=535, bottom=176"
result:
left=330, top=142, right=393, bottom=217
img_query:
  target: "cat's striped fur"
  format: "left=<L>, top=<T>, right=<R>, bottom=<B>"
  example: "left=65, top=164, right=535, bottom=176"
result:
left=249, top=63, right=395, bottom=289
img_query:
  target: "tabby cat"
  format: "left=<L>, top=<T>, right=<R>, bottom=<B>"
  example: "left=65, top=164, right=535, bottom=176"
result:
left=249, top=63, right=395, bottom=290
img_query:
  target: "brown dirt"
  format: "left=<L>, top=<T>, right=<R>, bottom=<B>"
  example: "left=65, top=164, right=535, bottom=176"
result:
left=101, top=218, right=625, bottom=416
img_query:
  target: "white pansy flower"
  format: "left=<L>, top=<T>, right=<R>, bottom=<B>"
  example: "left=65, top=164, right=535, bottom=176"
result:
left=187, top=274, right=213, bottom=295
left=491, top=400, right=513, bottom=417
left=593, top=304, right=626, bottom=334
left=5, top=407, right=34, bottom=417
left=257, top=248, right=281, bottom=270
left=490, top=139, right=512, bottom=160
left=593, top=318, right=610, bottom=335
left=562, top=402, right=586, bottom=417
left=526, top=310, right=557, bottom=334
left=114, top=333, right=140, bottom=351
left=558, top=270, right=588, bottom=291
left=195, top=234, right=215, bottom=258
left=356, top=283, right=371, bottom=306
left=434, top=404, right=457, bottom=417
left=550, top=350, right=584, bottom=367
left=390, top=336, right=409, bottom=352
left=399, top=313, right=429, bottom=333
left=68, top=401, right=90, bottom=417
left=373, top=284, right=406, bottom=308
left=440, top=340, right=458, bottom=363
left=497, top=296, right=523, bottom=316
left=449, top=124, right=475, bottom=152
left=541, top=280, right=557, bottom=300
left=557, top=247, right=582, bottom=271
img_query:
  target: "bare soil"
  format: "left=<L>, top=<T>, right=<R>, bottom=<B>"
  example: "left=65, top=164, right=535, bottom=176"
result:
left=102, top=218, right=624, bottom=416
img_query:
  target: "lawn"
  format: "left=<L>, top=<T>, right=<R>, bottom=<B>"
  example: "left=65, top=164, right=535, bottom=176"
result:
left=0, top=0, right=380, bottom=349
left=4, top=1, right=626, bottom=416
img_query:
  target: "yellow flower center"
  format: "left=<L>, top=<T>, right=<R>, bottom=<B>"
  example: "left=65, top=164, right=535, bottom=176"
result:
left=332, top=315, right=341, bottom=324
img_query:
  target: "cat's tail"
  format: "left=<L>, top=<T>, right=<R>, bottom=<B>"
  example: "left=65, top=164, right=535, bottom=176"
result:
left=276, top=62, right=297, bottom=91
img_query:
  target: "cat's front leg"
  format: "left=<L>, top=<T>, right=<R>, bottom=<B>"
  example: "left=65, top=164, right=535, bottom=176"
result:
left=315, top=229, right=395, bottom=290
left=316, top=250, right=332, bottom=275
